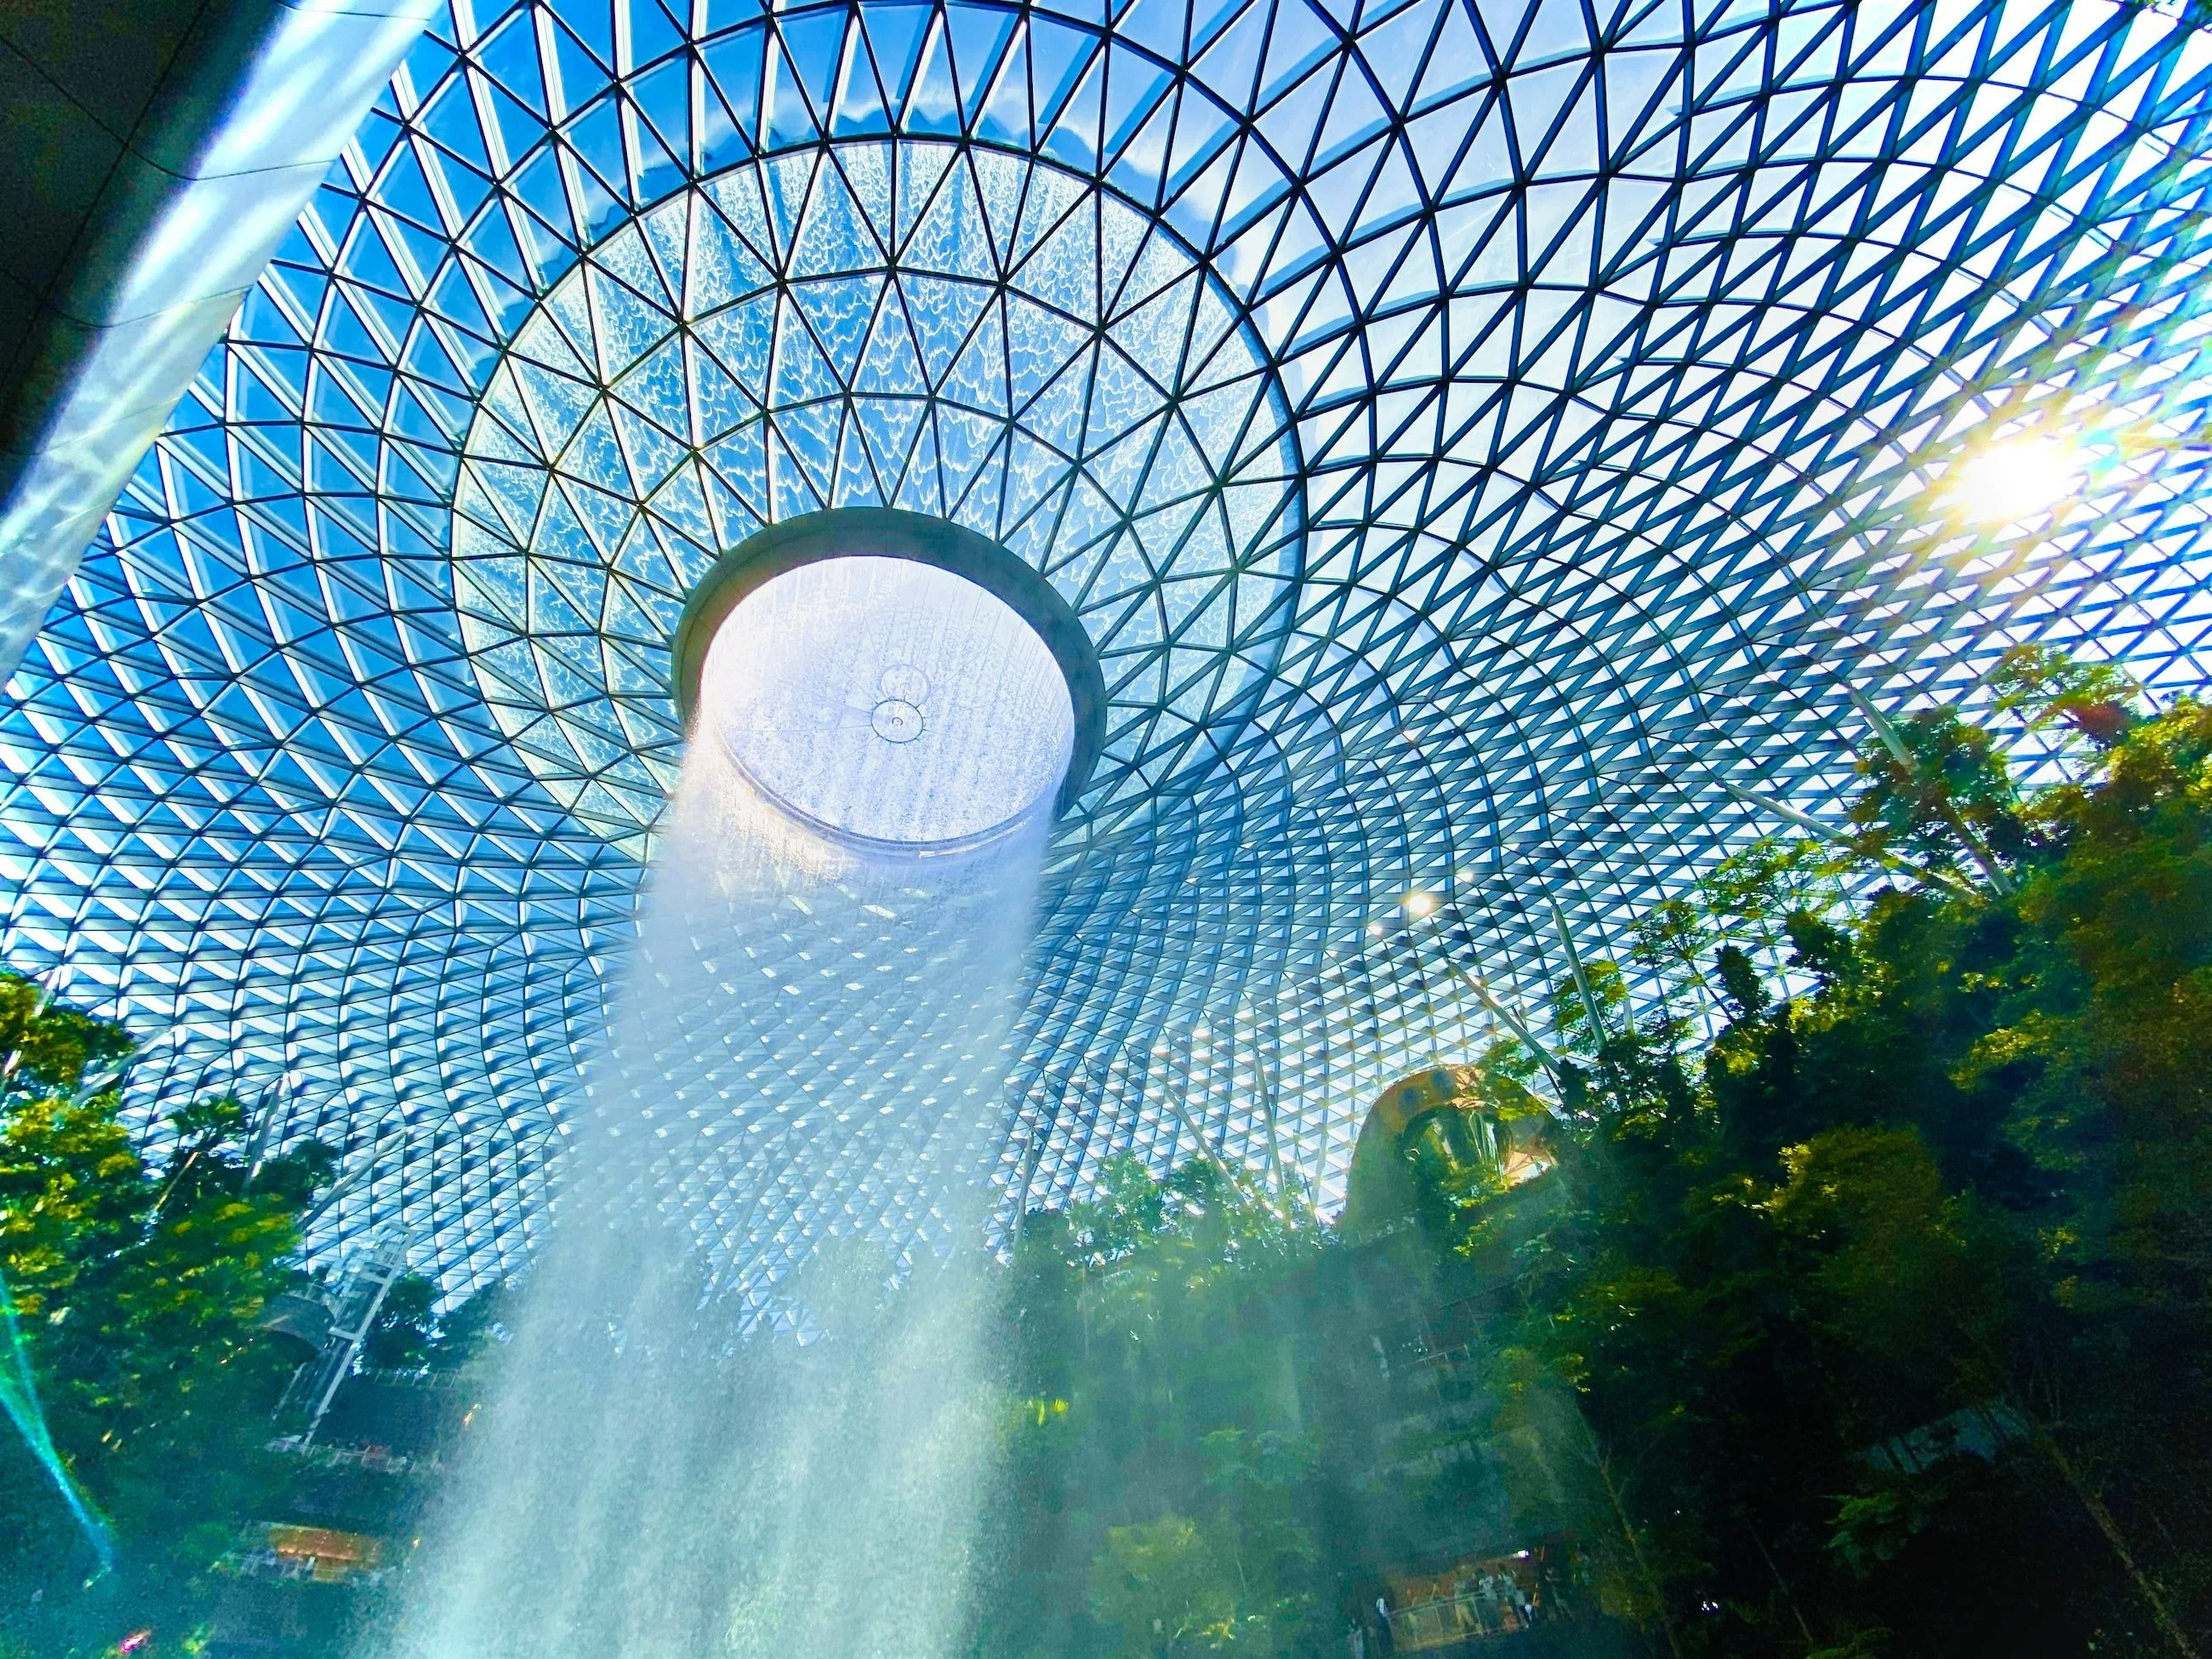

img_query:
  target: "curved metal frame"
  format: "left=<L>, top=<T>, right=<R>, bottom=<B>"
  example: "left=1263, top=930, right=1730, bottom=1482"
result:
left=2, top=0, right=2209, bottom=1296
left=670, top=507, right=1108, bottom=821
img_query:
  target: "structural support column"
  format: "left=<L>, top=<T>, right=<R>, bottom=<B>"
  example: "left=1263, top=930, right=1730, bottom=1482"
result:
left=0, top=0, right=436, bottom=679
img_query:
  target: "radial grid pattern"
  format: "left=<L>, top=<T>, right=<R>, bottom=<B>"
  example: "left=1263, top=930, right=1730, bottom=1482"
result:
left=8, top=0, right=2212, bottom=1292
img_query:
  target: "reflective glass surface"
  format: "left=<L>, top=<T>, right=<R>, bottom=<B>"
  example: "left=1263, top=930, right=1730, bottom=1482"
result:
left=6, top=0, right=2212, bottom=1290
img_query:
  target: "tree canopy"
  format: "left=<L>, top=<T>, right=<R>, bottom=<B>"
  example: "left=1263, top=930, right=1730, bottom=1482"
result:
left=1, top=981, right=334, bottom=1654
left=1480, top=652, right=2212, bottom=1656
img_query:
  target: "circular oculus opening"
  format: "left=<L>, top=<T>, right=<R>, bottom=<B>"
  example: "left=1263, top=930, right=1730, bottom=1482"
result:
left=698, top=556, right=1075, bottom=854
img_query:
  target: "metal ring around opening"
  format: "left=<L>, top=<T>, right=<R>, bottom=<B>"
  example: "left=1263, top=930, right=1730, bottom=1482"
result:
left=671, top=508, right=1108, bottom=818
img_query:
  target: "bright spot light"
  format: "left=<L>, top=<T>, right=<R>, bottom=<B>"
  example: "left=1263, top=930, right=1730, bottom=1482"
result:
left=1947, top=437, right=2080, bottom=525
left=1401, top=889, right=1440, bottom=919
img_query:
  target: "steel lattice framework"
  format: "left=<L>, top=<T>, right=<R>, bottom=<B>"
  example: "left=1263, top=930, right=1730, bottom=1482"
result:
left=7, top=0, right=2212, bottom=1292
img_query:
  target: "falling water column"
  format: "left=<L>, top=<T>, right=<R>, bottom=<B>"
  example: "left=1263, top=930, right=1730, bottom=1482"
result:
left=392, top=542, right=1088, bottom=1659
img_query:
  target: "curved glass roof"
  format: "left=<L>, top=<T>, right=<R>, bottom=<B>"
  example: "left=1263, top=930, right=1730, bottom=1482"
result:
left=7, top=0, right=2212, bottom=1291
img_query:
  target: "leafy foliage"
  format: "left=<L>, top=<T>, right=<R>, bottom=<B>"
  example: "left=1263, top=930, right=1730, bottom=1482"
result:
left=1086, top=1514, right=1238, bottom=1656
left=1483, top=676, right=2212, bottom=1656
left=0, top=976, right=335, bottom=1656
left=977, top=1159, right=1329, bottom=1657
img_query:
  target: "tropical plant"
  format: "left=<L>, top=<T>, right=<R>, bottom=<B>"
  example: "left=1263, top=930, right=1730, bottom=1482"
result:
left=1479, top=666, right=2212, bottom=1656
left=1, top=975, right=334, bottom=1656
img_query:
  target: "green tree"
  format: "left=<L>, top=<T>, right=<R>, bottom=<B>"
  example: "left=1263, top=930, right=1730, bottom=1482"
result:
left=1480, top=673, right=2212, bottom=1656
left=1, top=973, right=334, bottom=1656
left=1196, top=1428, right=1320, bottom=1650
left=1087, top=1514, right=1239, bottom=1656
left=976, top=1157, right=1326, bottom=1659
left=363, top=1274, right=440, bottom=1371
left=425, top=1275, right=515, bottom=1370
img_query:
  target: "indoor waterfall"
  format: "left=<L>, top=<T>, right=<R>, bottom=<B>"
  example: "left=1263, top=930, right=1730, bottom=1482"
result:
left=389, top=554, right=1070, bottom=1659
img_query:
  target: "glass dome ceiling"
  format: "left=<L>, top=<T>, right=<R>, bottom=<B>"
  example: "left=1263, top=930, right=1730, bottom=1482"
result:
left=7, top=0, right=2212, bottom=1292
